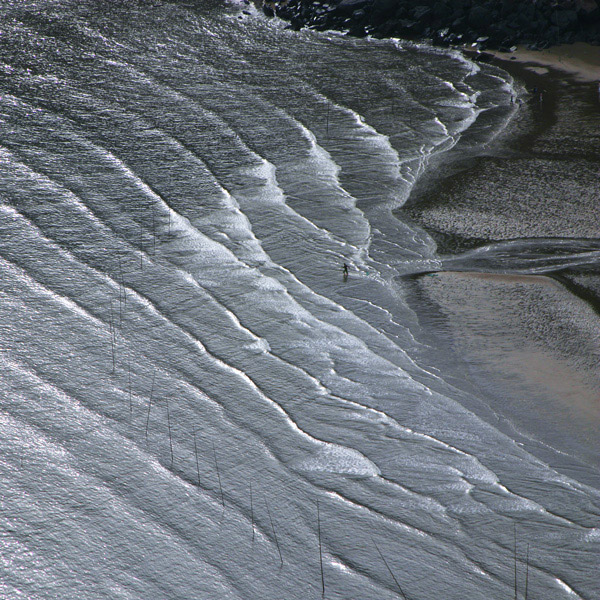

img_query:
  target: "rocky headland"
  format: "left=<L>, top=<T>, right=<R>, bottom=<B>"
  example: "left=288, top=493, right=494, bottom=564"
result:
left=258, top=0, right=600, bottom=50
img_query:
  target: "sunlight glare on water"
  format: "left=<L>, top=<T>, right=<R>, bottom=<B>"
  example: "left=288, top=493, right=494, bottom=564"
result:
left=0, top=1, right=598, bottom=599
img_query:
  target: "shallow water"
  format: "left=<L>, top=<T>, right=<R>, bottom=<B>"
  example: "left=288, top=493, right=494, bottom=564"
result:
left=0, top=1, right=598, bottom=598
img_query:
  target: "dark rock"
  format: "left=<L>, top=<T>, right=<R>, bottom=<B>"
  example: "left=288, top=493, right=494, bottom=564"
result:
left=275, top=4, right=295, bottom=19
left=262, top=4, right=275, bottom=17
left=291, top=16, right=304, bottom=30
left=578, top=0, right=599, bottom=13
left=413, top=5, right=432, bottom=21
left=397, top=18, right=418, bottom=31
left=335, top=0, right=371, bottom=15
left=347, top=21, right=368, bottom=36
left=513, top=12, right=532, bottom=31
left=433, top=1, right=453, bottom=20
left=550, top=9, right=578, bottom=30
left=394, top=4, right=410, bottom=19
left=500, top=0, right=515, bottom=14
left=534, top=15, right=550, bottom=31
left=266, top=0, right=599, bottom=51
left=560, top=30, right=575, bottom=43
left=468, top=5, right=490, bottom=29
left=372, top=0, right=397, bottom=16
left=451, top=16, right=467, bottom=31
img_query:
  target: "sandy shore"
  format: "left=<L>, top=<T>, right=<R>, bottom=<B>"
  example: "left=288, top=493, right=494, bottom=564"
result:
left=411, top=270, right=600, bottom=484
left=402, top=43, right=600, bottom=485
left=487, top=42, right=600, bottom=83
left=404, top=40, right=600, bottom=244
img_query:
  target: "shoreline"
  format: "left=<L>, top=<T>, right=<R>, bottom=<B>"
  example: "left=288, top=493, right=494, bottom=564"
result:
left=483, top=42, right=600, bottom=83
left=401, top=42, right=600, bottom=485
left=246, top=8, right=600, bottom=479
left=408, top=270, right=600, bottom=486
left=402, top=40, right=600, bottom=257
left=252, top=1, right=600, bottom=83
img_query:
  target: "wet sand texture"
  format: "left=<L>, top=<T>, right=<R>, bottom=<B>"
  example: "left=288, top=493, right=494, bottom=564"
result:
left=403, top=45, right=600, bottom=482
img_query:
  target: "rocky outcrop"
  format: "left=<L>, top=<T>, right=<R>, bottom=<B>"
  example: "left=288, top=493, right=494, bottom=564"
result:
left=258, top=0, right=600, bottom=50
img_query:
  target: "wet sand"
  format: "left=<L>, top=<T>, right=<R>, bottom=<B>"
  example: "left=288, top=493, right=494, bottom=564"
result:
left=411, top=270, right=600, bottom=486
left=403, top=45, right=600, bottom=248
left=489, top=42, right=600, bottom=83
left=402, top=45, right=600, bottom=485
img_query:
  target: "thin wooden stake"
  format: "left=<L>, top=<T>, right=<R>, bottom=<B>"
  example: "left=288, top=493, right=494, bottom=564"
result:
left=372, top=538, right=408, bottom=600
left=109, top=300, right=116, bottom=374
left=213, top=442, right=224, bottom=507
left=145, top=370, right=155, bottom=442
left=118, top=284, right=122, bottom=329
left=250, top=481, right=255, bottom=543
left=265, top=497, right=283, bottom=567
left=118, top=259, right=125, bottom=326
left=194, top=430, right=201, bottom=487
left=113, top=304, right=117, bottom=344
left=119, top=258, right=125, bottom=304
left=524, top=543, right=530, bottom=600
left=514, top=524, right=518, bottom=600
left=166, top=397, right=173, bottom=469
left=152, top=207, right=156, bottom=255
left=192, top=430, right=202, bottom=487
left=317, top=500, right=325, bottom=598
